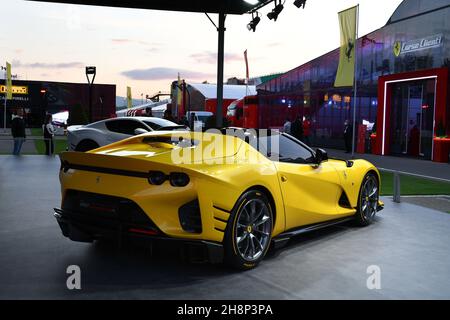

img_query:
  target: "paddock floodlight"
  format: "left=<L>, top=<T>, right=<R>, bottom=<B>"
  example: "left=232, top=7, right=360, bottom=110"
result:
left=293, top=0, right=306, bottom=9
left=247, top=12, right=261, bottom=32
left=267, top=1, right=284, bottom=21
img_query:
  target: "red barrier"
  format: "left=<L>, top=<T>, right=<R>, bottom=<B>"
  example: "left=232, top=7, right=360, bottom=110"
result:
left=357, top=125, right=367, bottom=154
left=433, top=138, right=450, bottom=163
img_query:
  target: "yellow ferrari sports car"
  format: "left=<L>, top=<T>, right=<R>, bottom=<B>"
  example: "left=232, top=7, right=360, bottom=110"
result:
left=55, top=128, right=383, bottom=269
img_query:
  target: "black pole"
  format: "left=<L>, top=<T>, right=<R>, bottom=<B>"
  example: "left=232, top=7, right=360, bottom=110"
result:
left=216, top=12, right=226, bottom=128
left=88, top=84, right=92, bottom=123
left=100, top=96, right=103, bottom=119
left=85, top=66, right=96, bottom=124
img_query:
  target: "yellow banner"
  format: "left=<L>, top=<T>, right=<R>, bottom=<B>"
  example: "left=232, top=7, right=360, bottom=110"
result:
left=6, top=62, right=12, bottom=100
left=334, top=6, right=357, bottom=87
left=0, top=85, right=28, bottom=95
left=127, top=86, right=132, bottom=109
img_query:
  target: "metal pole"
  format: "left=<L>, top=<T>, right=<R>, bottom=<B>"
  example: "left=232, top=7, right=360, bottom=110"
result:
left=3, top=68, right=7, bottom=133
left=216, top=12, right=226, bottom=128
left=100, top=97, right=104, bottom=119
left=351, top=5, right=359, bottom=158
left=174, top=83, right=178, bottom=120
left=393, top=171, right=401, bottom=203
left=86, top=67, right=96, bottom=124
left=89, top=84, right=92, bottom=123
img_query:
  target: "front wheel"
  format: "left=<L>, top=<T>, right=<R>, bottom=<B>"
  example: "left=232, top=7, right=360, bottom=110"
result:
left=224, top=190, right=273, bottom=270
left=355, top=173, right=379, bottom=226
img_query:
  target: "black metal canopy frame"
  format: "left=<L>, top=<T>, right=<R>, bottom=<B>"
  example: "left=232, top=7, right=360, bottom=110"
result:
left=27, top=0, right=274, bottom=126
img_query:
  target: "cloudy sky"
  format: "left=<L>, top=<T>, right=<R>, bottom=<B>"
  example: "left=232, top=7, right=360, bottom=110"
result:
left=1, top=0, right=403, bottom=98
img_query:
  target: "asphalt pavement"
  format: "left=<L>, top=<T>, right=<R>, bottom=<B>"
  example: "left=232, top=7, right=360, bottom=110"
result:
left=1, top=155, right=450, bottom=299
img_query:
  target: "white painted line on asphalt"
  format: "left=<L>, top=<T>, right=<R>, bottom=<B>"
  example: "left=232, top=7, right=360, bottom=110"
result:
left=400, top=195, right=450, bottom=199
left=379, top=168, right=450, bottom=184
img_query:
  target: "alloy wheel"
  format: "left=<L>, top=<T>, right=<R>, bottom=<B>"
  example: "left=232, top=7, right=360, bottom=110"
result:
left=360, top=175, right=379, bottom=221
left=235, top=198, right=272, bottom=261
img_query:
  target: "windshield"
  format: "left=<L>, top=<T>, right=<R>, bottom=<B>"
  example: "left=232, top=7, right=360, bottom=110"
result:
left=226, top=129, right=315, bottom=164
left=143, top=118, right=178, bottom=130
left=196, top=115, right=211, bottom=122
left=227, top=103, right=237, bottom=111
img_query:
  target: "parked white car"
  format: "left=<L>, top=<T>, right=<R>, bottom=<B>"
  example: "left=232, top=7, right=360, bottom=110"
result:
left=67, top=117, right=186, bottom=151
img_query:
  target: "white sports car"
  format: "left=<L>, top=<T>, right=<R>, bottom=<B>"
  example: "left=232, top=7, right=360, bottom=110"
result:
left=67, top=117, right=186, bottom=151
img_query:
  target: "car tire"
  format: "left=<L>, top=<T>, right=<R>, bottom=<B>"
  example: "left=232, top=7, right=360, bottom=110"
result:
left=355, top=172, right=379, bottom=226
left=75, top=140, right=100, bottom=152
left=224, top=190, right=273, bottom=270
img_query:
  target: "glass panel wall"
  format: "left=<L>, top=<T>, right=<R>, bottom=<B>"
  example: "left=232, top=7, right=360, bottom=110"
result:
left=257, top=5, right=450, bottom=150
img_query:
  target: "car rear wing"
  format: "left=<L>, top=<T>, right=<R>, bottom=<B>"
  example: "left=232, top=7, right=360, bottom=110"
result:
left=59, top=151, right=191, bottom=179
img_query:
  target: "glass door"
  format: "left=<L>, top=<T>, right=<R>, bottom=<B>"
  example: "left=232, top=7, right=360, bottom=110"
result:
left=420, top=79, right=436, bottom=160
left=406, top=84, right=423, bottom=157
left=390, top=84, right=409, bottom=155
left=390, top=79, right=435, bottom=160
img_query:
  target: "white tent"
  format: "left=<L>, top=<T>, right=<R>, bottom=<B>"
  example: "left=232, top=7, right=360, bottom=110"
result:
left=188, top=83, right=256, bottom=100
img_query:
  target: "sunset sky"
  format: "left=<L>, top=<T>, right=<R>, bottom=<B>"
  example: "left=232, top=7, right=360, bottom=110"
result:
left=1, top=0, right=403, bottom=99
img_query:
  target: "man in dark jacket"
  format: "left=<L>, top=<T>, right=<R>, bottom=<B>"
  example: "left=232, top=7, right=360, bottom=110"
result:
left=291, top=115, right=304, bottom=142
left=344, top=120, right=353, bottom=153
left=11, top=109, right=26, bottom=155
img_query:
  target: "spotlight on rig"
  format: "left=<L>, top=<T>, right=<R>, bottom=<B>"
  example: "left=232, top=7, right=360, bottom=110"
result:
left=247, top=12, right=261, bottom=32
left=243, top=0, right=260, bottom=4
left=293, top=0, right=307, bottom=9
left=267, top=1, right=284, bottom=21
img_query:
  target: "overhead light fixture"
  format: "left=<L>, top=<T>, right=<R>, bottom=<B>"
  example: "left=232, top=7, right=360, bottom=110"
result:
left=243, top=0, right=260, bottom=5
left=247, top=12, right=261, bottom=32
left=267, top=1, right=284, bottom=21
left=293, top=0, right=307, bottom=8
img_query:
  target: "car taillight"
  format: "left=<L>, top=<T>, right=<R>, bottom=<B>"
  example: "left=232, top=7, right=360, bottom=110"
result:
left=148, top=171, right=166, bottom=185
left=147, top=171, right=190, bottom=187
left=169, top=172, right=190, bottom=187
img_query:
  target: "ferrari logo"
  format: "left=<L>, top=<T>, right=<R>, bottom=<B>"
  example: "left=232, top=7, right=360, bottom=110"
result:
left=96, top=176, right=101, bottom=184
left=393, top=41, right=402, bottom=57
left=345, top=38, right=354, bottom=62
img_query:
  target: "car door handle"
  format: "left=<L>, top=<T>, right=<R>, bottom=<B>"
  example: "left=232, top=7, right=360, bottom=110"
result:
left=281, top=175, right=288, bottom=182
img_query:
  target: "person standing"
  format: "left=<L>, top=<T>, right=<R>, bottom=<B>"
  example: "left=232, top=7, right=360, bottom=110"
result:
left=302, top=116, right=311, bottom=146
left=283, top=117, right=291, bottom=134
left=291, top=115, right=304, bottom=142
left=11, top=109, right=26, bottom=155
left=43, top=114, right=55, bottom=156
left=344, top=120, right=353, bottom=153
